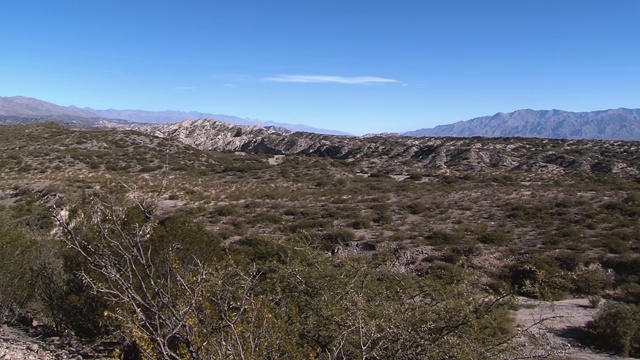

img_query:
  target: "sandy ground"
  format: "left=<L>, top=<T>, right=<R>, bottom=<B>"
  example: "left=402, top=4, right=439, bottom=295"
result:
left=514, top=297, right=632, bottom=360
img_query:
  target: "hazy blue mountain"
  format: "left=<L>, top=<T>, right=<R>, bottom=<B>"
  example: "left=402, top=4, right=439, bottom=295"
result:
left=85, top=108, right=351, bottom=136
left=404, top=109, right=640, bottom=141
left=0, top=96, right=351, bottom=135
left=0, top=96, right=96, bottom=117
left=0, top=96, right=131, bottom=126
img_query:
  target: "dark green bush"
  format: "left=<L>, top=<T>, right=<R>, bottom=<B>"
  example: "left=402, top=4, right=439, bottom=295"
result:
left=554, top=251, right=583, bottom=272
left=573, top=268, right=611, bottom=296
left=319, top=228, right=356, bottom=251
left=425, top=230, right=459, bottom=246
left=212, top=204, right=239, bottom=217
left=405, top=201, right=428, bottom=215
left=477, top=230, right=510, bottom=245
left=583, top=302, right=640, bottom=357
left=509, top=256, right=570, bottom=300
left=250, top=212, right=283, bottom=225
left=349, top=217, right=371, bottom=229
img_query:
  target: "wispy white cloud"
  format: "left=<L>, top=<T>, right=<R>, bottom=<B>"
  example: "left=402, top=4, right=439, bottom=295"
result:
left=176, top=86, right=194, bottom=90
left=263, top=75, right=398, bottom=84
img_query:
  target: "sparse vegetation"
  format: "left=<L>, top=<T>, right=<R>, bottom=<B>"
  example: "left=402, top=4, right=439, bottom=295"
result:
left=0, top=123, right=638, bottom=358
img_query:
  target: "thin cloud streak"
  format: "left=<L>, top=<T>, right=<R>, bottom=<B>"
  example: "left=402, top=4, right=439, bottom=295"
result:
left=175, top=86, right=194, bottom=90
left=264, top=75, right=398, bottom=84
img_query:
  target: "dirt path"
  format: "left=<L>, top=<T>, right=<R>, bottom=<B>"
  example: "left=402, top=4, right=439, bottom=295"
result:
left=514, top=297, right=632, bottom=360
left=0, top=324, right=109, bottom=360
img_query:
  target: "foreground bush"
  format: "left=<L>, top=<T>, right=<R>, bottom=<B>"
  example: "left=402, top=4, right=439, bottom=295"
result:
left=50, top=187, right=522, bottom=359
left=0, top=211, right=40, bottom=322
left=583, top=302, right=640, bottom=357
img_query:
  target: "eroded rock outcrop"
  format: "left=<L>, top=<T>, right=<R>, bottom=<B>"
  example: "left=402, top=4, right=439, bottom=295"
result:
left=125, top=119, right=640, bottom=177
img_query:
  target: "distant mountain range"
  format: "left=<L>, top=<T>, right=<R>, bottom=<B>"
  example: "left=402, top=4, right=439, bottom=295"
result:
left=0, top=96, right=350, bottom=135
left=1, top=96, right=639, bottom=140
left=404, top=108, right=640, bottom=141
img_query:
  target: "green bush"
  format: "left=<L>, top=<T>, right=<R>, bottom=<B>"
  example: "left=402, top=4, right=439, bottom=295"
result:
left=319, top=228, right=356, bottom=251
left=212, top=204, right=239, bottom=217
left=405, top=201, right=428, bottom=215
left=509, top=256, right=571, bottom=300
left=583, top=302, right=640, bottom=357
left=0, top=215, right=40, bottom=321
left=249, top=211, right=284, bottom=225
left=573, top=268, right=611, bottom=296
left=425, top=230, right=459, bottom=246
left=349, top=217, right=371, bottom=229
left=477, top=230, right=510, bottom=246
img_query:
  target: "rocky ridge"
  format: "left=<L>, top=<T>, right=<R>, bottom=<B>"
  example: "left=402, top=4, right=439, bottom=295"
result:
left=126, top=119, right=640, bottom=177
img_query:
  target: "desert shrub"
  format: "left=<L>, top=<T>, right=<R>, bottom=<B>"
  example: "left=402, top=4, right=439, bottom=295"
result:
left=231, top=236, right=289, bottom=264
left=357, top=241, right=377, bottom=251
left=425, top=262, right=468, bottom=284
left=152, top=212, right=223, bottom=264
left=440, top=175, right=458, bottom=185
left=0, top=214, right=40, bottom=322
left=625, top=191, right=640, bottom=204
left=369, top=172, right=391, bottom=179
left=583, top=302, right=640, bottom=357
left=617, top=282, right=640, bottom=304
left=282, top=207, right=300, bottom=216
left=553, top=226, right=582, bottom=242
left=440, top=244, right=480, bottom=264
left=425, top=230, right=459, bottom=246
left=573, top=267, right=611, bottom=296
left=509, top=256, right=571, bottom=300
left=57, top=191, right=299, bottom=358
left=36, top=251, right=111, bottom=337
left=554, top=251, right=584, bottom=272
left=602, top=238, right=631, bottom=254
left=285, top=219, right=329, bottom=233
left=372, top=211, right=393, bottom=224
left=477, top=230, right=510, bottom=245
left=223, top=161, right=270, bottom=173
left=249, top=211, right=283, bottom=225
left=0, top=206, right=109, bottom=336
left=408, top=172, right=423, bottom=181
left=389, top=231, right=408, bottom=242
left=313, top=176, right=331, bottom=188
left=370, top=203, right=393, bottom=224
left=370, top=202, right=390, bottom=212
left=250, top=245, right=517, bottom=360
left=603, top=255, right=640, bottom=280
left=212, top=204, right=239, bottom=217
left=11, top=199, right=56, bottom=231
left=602, top=200, right=640, bottom=217
left=349, top=217, right=371, bottom=229
left=405, top=201, right=428, bottom=215
left=319, top=228, right=356, bottom=251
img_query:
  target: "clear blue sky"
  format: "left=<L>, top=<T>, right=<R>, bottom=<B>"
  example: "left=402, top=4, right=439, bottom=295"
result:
left=1, top=1, right=639, bottom=134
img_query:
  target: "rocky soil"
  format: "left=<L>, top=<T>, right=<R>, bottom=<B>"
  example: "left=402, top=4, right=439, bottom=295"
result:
left=0, top=324, right=113, bottom=360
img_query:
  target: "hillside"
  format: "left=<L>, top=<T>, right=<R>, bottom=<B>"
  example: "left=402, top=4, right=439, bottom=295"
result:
left=405, top=108, right=640, bottom=141
left=0, top=122, right=638, bottom=359
left=126, top=119, right=640, bottom=177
